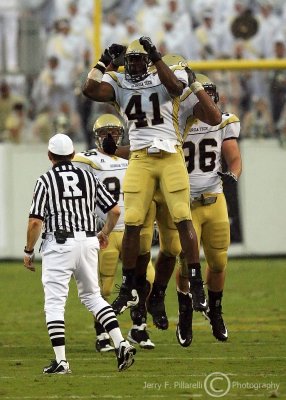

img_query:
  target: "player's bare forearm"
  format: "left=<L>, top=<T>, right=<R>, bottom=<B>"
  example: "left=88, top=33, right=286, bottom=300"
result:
left=194, top=91, right=222, bottom=126
left=115, top=145, right=130, bottom=160
left=222, top=139, right=242, bottom=179
left=155, top=60, right=184, bottom=96
left=82, top=79, right=114, bottom=102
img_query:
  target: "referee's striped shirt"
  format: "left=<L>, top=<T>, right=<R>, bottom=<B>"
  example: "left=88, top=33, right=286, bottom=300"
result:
left=29, top=161, right=117, bottom=233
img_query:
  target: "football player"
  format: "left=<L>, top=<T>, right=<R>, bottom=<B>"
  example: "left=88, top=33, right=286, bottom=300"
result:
left=148, top=74, right=242, bottom=346
left=82, top=37, right=222, bottom=320
left=72, top=114, right=155, bottom=351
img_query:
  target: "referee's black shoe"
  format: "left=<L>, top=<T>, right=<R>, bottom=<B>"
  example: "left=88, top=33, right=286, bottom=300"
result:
left=112, top=284, right=139, bottom=315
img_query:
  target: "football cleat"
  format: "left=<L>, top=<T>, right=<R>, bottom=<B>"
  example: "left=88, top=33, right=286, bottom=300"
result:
left=43, top=359, right=71, bottom=374
left=147, top=287, right=168, bottom=330
left=95, top=332, right=115, bottom=353
left=127, top=323, right=155, bottom=350
left=111, top=284, right=139, bottom=315
left=116, top=340, right=136, bottom=371
left=176, top=291, right=193, bottom=347
left=189, top=279, right=208, bottom=312
left=203, top=306, right=228, bottom=342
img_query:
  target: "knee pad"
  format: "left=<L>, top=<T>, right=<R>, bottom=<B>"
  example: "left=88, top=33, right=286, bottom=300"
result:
left=172, top=201, right=191, bottom=222
left=99, top=250, right=119, bottom=298
left=160, top=232, right=181, bottom=257
left=203, top=222, right=230, bottom=273
left=140, top=231, right=153, bottom=254
left=124, top=207, right=144, bottom=225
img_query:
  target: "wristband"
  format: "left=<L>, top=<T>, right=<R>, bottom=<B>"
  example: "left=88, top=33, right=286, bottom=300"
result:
left=87, top=68, right=104, bottom=82
left=24, top=247, right=34, bottom=254
left=190, top=81, right=204, bottom=94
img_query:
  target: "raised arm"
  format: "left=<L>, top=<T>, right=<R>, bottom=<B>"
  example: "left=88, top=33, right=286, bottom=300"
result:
left=82, top=46, right=124, bottom=102
left=187, top=68, right=222, bottom=126
left=139, top=36, right=184, bottom=97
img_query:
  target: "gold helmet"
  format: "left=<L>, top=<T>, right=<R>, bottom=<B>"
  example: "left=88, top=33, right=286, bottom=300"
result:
left=124, top=39, right=150, bottom=82
left=196, top=73, right=219, bottom=103
left=162, top=54, right=187, bottom=67
left=93, top=114, right=124, bottom=148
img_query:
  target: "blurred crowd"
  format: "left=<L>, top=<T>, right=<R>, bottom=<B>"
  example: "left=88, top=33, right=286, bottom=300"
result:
left=1, top=0, right=286, bottom=148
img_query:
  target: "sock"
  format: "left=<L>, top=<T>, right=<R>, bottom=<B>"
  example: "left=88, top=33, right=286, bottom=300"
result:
left=188, top=263, right=202, bottom=281
left=54, top=345, right=66, bottom=363
left=176, top=286, right=189, bottom=295
left=94, top=320, right=105, bottom=336
left=96, top=305, right=124, bottom=348
left=208, top=290, right=223, bottom=309
left=152, top=281, right=167, bottom=295
left=122, top=268, right=135, bottom=287
left=47, top=320, right=66, bottom=363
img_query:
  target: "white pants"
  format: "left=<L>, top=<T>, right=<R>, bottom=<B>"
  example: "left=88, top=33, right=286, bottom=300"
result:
left=41, top=232, right=105, bottom=322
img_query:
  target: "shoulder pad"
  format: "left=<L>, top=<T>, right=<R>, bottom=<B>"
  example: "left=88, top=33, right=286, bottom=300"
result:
left=105, top=71, right=120, bottom=83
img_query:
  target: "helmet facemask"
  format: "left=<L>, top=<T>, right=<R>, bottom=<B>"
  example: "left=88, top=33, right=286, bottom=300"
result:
left=203, top=83, right=219, bottom=103
left=125, top=53, right=150, bottom=82
left=94, top=126, right=123, bottom=149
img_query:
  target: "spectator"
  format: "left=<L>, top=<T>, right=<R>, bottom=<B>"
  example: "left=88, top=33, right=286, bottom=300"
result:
left=194, top=8, right=220, bottom=59
left=242, top=96, right=274, bottom=138
left=4, top=101, right=32, bottom=143
left=268, top=37, right=286, bottom=126
left=0, top=0, right=20, bottom=72
left=0, top=81, right=23, bottom=141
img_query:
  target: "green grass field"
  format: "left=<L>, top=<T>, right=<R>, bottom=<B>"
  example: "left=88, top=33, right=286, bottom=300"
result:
left=0, top=258, right=285, bottom=399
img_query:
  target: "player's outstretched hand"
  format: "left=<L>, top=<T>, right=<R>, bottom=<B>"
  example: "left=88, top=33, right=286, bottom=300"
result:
left=217, top=171, right=238, bottom=184
left=98, top=48, right=112, bottom=68
left=185, top=66, right=197, bottom=85
left=108, top=44, right=126, bottom=67
left=102, top=133, right=117, bottom=155
left=139, top=36, right=161, bottom=63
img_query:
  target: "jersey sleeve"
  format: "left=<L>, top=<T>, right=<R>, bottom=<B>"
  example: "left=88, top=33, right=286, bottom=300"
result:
left=221, top=114, right=240, bottom=141
left=174, top=68, right=189, bottom=87
left=29, top=178, right=47, bottom=220
left=102, top=72, right=119, bottom=101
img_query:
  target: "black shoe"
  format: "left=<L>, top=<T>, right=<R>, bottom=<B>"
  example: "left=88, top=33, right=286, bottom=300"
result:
left=43, top=359, right=71, bottom=374
left=176, top=291, right=193, bottom=347
left=116, top=340, right=136, bottom=371
left=95, top=333, right=115, bottom=352
left=112, top=284, right=139, bottom=315
left=189, top=279, right=208, bottom=312
left=203, top=306, right=228, bottom=342
left=127, top=323, right=155, bottom=349
left=147, top=288, right=168, bottom=330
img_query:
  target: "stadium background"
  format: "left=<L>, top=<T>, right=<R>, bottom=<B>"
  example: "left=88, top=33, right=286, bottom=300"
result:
left=0, top=0, right=286, bottom=259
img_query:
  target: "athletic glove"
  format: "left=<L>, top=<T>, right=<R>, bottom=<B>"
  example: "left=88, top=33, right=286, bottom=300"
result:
left=217, top=171, right=238, bottom=184
left=102, top=134, right=117, bottom=155
left=185, top=66, right=205, bottom=94
left=108, top=44, right=127, bottom=67
left=139, top=36, right=161, bottom=63
left=94, top=48, right=112, bottom=73
left=185, top=66, right=196, bottom=85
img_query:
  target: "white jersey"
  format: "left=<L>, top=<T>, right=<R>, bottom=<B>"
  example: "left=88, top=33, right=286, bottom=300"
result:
left=182, top=112, right=240, bottom=197
left=102, top=68, right=198, bottom=151
left=72, top=149, right=128, bottom=231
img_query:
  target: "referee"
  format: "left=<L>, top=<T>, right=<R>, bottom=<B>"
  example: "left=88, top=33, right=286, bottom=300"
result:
left=23, top=133, right=136, bottom=374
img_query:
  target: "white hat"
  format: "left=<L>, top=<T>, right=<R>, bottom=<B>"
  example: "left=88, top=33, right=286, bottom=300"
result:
left=48, top=133, right=74, bottom=155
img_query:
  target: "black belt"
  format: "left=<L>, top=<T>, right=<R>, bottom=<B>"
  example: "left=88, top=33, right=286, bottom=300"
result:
left=42, top=231, right=96, bottom=239
left=191, top=195, right=217, bottom=206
